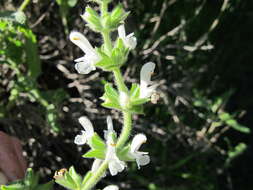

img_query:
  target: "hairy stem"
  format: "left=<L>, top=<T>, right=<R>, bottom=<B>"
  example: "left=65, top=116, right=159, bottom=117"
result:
left=116, top=111, right=132, bottom=149
left=113, top=68, right=128, bottom=92
left=18, top=0, right=31, bottom=11
left=102, top=31, right=112, bottom=55
left=81, top=161, right=108, bottom=190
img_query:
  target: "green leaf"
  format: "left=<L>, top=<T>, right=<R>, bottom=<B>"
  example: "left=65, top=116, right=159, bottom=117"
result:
left=82, top=149, right=106, bottom=159
left=109, top=4, right=130, bottom=30
left=118, top=144, right=133, bottom=161
left=211, top=98, right=222, bottom=113
left=104, top=83, right=119, bottom=103
left=68, top=167, right=82, bottom=188
left=225, top=119, right=250, bottom=134
left=130, top=83, right=140, bottom=99
left=20, top=27, right=41, bottom=79
left=95, top=50, right=112, bottom=67
left=24, top=168, right=39, bottom=188
left=90, top=133, right=106, bottom=150
left=40, top=88, right=68, bottom=104
left=228, top=143, right=247, bottom=159
left=219, top=112, right=230, bottom=121
left=35, top=181, right=54, bottom=190
left=0, top=11, right=26, bottom=24
left=81, top=7, right=102, bottom=32
left=101, top=101, right=121, bottom=110
left=81, top=172, right=92, bottom=186
left=1, top=183, right=25, bottom=190
left=68, top=0, right=77, bottom=7
left=131, top=98, right=149, bottom=106
left=55, top=176, right=76, bottom=190
left=65, top=172, right=77, bottom=189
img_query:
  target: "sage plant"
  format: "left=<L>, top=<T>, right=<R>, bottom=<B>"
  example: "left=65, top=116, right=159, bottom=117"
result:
left=55, top=0, right=157, bottom=189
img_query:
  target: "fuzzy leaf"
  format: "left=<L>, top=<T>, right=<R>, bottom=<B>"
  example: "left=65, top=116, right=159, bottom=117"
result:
left=131, top=98, right=149, bottom=106
left=130, top=83, right=140, bottom=99
left=118, top=144, right=133, bottom=161
left=101, top=101, right=121, bottom=110
left=90, top=133, right=106, bottom=150
left=104, top=83, right=119, bottom=103
left=82, top=149, right=106, bottom=159
left=68, top=167, right=82, bottom=188
left=81, top=172, right=92, bottom=187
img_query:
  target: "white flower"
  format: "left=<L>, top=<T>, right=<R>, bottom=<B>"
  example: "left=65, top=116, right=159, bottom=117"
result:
left=105, top=133, right=126, bottom=176
left=140, top=62, right=157, bottom=99
left=103, top=185, right=119, bottom=190
left=104, top=116, right=116, bottom=140
left=69, top=31, right=100, bottom=74
left=119, top=91, right=129, bottom=108
left=91, top=159, right=107, bottom=177
left=118, top=24, right=137, bottom=49
left=74, top=116, right=94, bottom=145
left=91, top=159, right=103, bottom=173
left=129, top=134, right=150, bottom=169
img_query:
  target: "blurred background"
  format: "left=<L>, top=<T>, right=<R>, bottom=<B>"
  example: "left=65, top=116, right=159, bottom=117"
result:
left=0, top=0, right=253, bottom=189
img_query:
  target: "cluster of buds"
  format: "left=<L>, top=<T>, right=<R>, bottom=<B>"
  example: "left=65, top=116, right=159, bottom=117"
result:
left=55, top=0, right=158, bottom=189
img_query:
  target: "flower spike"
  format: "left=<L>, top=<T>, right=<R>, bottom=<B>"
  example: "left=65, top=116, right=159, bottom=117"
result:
left=69, top=31, right=100, bottom=74
left=74, top=116, right=94, bottom=145
left=130, top=134, right=150, bottom=169
left=118, top=24, right=137, bottom=49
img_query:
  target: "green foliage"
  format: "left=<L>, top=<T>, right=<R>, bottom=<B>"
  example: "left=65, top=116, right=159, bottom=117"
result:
left=193, top=89, right=250, bottom=133
left=0, top=13, right=66, bottom=132
left=81, top=3, right=129, bottom=32
left=55, top=167, right=97, bottom=190
left=101, top=83, right=145, bottom=114
left=55, top=0, right=77, bottom=34
left=95, top=39, right=128, bottom=71
left=1, top=168, right=54, bottom=190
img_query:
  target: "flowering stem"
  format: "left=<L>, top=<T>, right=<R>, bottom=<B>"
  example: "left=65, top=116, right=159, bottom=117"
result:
left=116, top=111, right=132, bottom=149
left=113, top=68, right=128, bottom=93
left=102, top=31, right=112, bottom=55
left=81, top=161, right=108, bottom=190
left=18, top=0, right=31, bottom=11
left=112, top=69, right=133, bottom=148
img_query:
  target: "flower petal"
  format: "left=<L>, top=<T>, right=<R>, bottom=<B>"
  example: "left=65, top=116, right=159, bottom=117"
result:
left=91, top=159, right=103, bottom=173
left=74, top=131, right=87, bottom=145
left=140, top=62, right=155, bottom=86
left=75, top=61, right=96, bottom=74
left=118, top=25, right=126, bottom=38
left=69, top=31, right=96, bottom=55
left=126, top=33, right=137, bottom=49
left=78, top=116, right=94, bottom=137
left=103, top=185, right=119, bottom=190
left=104, top=116, right=116, bottom=141
left=108, top=159, right=125, bottom=176
left=130, top=133, right=147, bottom=153
left=140, top=62, right=156, bottom=98
left=118, top=25, right=137, bottom=49
left=107, top=116, right=114, bottom=131
left=136, top=154, right=150, bottom=169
